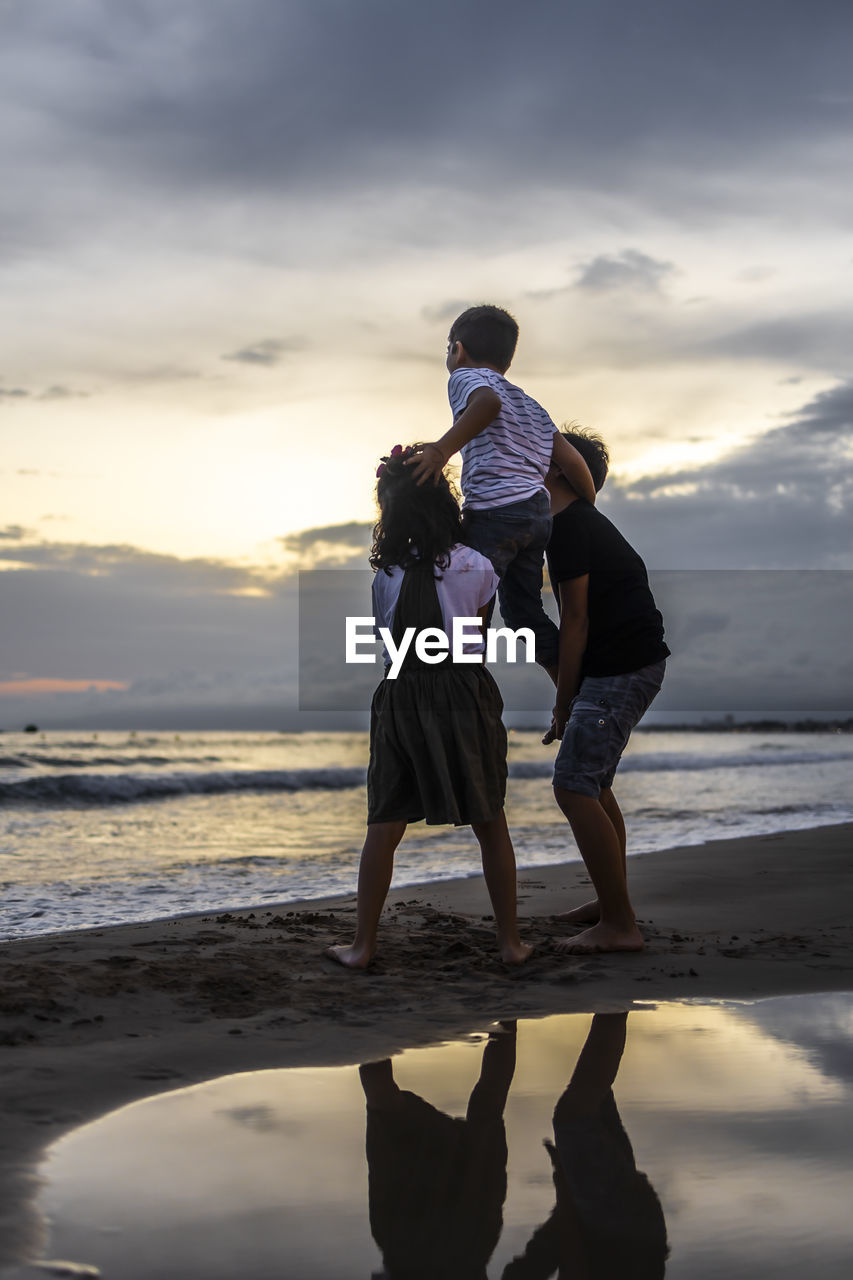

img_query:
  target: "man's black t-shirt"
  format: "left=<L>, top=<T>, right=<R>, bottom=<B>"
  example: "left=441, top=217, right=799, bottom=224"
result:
left=546, top=499, right=670, bottom=678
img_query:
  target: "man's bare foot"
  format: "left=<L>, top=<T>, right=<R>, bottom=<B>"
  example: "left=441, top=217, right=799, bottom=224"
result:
left=325, top=942, right=375, bottom=969
left=554, top=922, right=643, bottom=954
left=500, top=939, right=534, bottom=965
left=554, top=898, right=600, bottom=924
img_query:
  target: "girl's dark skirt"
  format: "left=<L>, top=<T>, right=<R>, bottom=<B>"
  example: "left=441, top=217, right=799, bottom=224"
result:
left=367, top=664, right=507, bottom=826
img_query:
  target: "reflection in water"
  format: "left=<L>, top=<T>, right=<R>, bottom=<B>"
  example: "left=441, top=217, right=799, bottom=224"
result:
left=503, top=1014, right=667, bottom=1280
left=361, top=1023, right=516, bottom=1279
left=357, top=1016, right=668, bottom=1280
left=6, top=997, right=853, bottom=1278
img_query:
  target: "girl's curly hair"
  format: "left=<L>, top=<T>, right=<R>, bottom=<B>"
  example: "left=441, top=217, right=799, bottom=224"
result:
left=370, top=445, right=463, bottom=574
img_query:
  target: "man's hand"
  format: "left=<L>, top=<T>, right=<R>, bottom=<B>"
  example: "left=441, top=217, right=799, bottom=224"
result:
left=543, top=577, right=587, bottom=744
left=405, top=442, right=447, bottom=485
left=542, top=704, right=570, bottom=744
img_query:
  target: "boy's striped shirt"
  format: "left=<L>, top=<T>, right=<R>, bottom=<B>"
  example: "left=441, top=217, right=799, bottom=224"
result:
left=448, top=366, right=555, bottom=509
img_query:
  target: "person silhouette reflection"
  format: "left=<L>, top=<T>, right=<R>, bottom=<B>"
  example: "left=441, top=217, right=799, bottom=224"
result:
left=359, top=1022, right=516, bottom=1280
left=503, top=1013, right=668, bottom=1280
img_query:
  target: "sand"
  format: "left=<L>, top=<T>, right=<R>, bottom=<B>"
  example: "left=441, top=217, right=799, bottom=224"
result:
left=1, top=821, right=852, bottom=1266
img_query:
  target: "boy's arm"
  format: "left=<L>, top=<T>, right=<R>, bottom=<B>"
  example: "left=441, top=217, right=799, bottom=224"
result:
left=407, top=386, right=501, bottom=485
left=551, top=432, right=596, bottom=504
left=544, top=575, right=589, bottom=743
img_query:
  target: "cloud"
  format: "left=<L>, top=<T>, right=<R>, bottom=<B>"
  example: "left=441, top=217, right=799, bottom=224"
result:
left=421, top=300, right=476, bottom=325
left=783, top=380, right=853, bottom=437
left=0, top=677, right=128, bottom=696
left=38, top=384, right=88, bottom=400
left=671, top=610, right=731, bottom=649
left=695, top=313, right=853, bottom=376
left=279, top=521, right=373, bottom=569
left=222, top=337, right=305, bottom=366
left=0, top=525, right=33, bottom=541
left=3, top=0, right=852, bottom=268
left=1, top=383, right=88, bottom=402
left=0, top=543, right=300, bottom=726
left=2, top=439, right=851, bottom=727
left=600, top=380, right=853, bottom=568
left=575, top=249, right=676, bottom=294
left=0, top=539, right=280, bottom=595
left=735, top=266, right=777, bottom=284
left=115, top=364, right=205, bottom=384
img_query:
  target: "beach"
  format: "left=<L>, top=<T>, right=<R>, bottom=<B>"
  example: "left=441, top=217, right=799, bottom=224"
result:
left=2, top=820, right=851, bottom=1244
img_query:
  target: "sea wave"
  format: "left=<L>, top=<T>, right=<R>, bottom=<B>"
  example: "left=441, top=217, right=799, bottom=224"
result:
left=0, top=767, right=368, bottom=807
left=2, top=745, right=852, bottom=808
left=509, top=748, right=853, bottom=781
left=0, top=752, right=222, bottom=770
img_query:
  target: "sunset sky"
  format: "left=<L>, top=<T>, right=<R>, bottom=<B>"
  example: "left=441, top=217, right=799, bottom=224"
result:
left=1, top=0, right=851, bottom=727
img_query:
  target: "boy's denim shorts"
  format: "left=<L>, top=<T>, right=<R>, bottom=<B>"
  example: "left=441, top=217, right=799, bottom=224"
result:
left=553, top=660, right=666, bottom=797
left=462, top=490, right=559, bottom=668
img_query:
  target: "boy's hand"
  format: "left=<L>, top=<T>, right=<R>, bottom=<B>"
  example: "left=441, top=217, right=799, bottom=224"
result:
left=406, top=442, right=447, bottom=485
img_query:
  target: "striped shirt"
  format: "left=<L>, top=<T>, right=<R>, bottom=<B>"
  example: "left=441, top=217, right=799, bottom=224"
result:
left=448, top=366, right=556, bottom=509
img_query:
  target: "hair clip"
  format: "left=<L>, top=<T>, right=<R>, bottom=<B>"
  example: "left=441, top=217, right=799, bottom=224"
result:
left=377, top=444, right=413, bottom=479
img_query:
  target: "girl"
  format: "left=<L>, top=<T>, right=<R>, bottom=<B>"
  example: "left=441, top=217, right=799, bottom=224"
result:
left=326, top=445, right=532, bottom=968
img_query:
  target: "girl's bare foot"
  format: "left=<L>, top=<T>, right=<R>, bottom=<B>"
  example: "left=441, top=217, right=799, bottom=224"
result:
left=554, top=898, right=600, bottom=924
left=500, top=939, right=534, bottom=965
left=325, top=942, right=375, bottom=969
left=554, top=922, right=643, bottom=954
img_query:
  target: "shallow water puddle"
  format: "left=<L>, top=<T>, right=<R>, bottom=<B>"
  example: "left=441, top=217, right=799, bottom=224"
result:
left=14, top=995, right=853, bottom=1279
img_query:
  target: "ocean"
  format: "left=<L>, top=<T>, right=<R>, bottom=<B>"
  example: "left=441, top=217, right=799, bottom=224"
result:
left=2, top=728, right=852, bottom=941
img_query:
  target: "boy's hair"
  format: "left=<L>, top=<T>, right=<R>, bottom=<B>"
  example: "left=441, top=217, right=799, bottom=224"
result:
left=371, top=445, right=463, bottom=574
left=560, top=426, right=610, bottom=493
left=448, top=304, right=519, bottom=372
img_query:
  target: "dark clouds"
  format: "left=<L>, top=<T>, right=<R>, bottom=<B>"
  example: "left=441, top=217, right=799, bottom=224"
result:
left=575, top=250, right=676, bottom=294
left=0, top=540, right=277, bottom=594
left=785, top=380, right=853, bottom=437
left=2, top=3, right=851, bottom=725
left=599, top=381, right=853, bottom=568
left=694, top=313, right=853, bottom=377
left=280, top=521, right=373, bottom=569
left=4, top=0, right=853, bottom=257
left=0, top=542, right=296, bottom=727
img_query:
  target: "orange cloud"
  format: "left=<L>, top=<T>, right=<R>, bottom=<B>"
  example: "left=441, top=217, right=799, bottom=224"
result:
left=0, top=678, right=128, bottom=696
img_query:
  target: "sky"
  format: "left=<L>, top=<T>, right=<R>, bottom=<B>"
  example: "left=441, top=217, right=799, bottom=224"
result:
left=1, top=0, right=851, bottom=727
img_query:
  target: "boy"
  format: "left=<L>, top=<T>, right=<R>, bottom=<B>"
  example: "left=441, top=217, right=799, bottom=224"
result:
left=544, top=429, right=669, bottom=954
left=408, top=304, right=593, bottom=673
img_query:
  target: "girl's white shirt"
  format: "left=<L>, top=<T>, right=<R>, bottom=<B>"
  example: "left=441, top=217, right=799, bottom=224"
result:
left=371, top=544, right=499, bottom=665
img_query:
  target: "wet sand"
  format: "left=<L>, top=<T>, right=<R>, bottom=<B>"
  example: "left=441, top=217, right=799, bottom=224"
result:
left=1, top=821, right=852, bottom=1263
